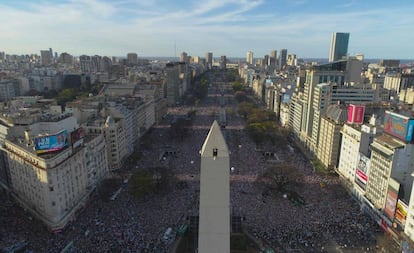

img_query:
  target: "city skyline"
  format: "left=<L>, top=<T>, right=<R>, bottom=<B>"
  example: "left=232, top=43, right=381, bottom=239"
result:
left=1, top=0, right=414, bottom=59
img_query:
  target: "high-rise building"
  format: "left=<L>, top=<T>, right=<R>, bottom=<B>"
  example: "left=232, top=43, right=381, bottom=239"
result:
left=205, top=52, right=213, bottom=70
left=336, top=121, right=376, bottom=187
left=165, top=63, right=180, bottom=106
left=180, top=52, right=188, bottom=63
left=269, top=50, right=277, bottom=67
left=329, top=32, right=350, bottom=62
left=316, top=103, right=348, bottom=170
left=127, top=53, right=138, bottom=65
left=288, top=90, right=304, bottom=136
left=79, top=55, right=91, bottom=73
left=59, top=52, right=74, bottom=65
left=270, top=50, right=277, bottom=59
left=287, top=54, right=297, bottom=66
left=383, top=73, right=414, bottom=95
left=246, top=51, right=253, bottom=65
left=298, top=58, right=364, bottom=148
left=300, top=61, right=348, bottom=146
left=40, top=50, right=52, bottom=66
left=220, top=56, right=227, bottom=70
left=0, top=51, right=5, bottom=62
left=193, top=56, right=200, bottom=64
left=263, top=55, right=269, bottom=68
left=365, top=111, right=414, bottom=210
left=310, top=83, right=332, bottom=153
left=278, top=49, right=287, bottom=70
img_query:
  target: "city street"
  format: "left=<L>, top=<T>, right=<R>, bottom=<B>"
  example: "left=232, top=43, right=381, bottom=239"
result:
left=0, top=70, right=394, bottom=252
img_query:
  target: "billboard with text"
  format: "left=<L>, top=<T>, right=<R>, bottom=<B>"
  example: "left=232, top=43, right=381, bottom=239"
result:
left=354, top=153, right=370, bottom=190
left=395, top=200, right=408, bottom=227
left=384, top=178, right=400, bottom=219
left=34, top=130, right=69, bottom=154
left=383, top=111, right=414, bottom=142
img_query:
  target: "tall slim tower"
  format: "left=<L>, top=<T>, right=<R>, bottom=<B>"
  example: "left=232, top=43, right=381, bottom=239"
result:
left=198, top=120, right=230, bottom=253
left=278, top=49, right=287, bottom=70
left=206, top=52, right=213, bottom=70
left=246, top=51, right=253, bottom=65
left=329, top=32, right=350, bottom=62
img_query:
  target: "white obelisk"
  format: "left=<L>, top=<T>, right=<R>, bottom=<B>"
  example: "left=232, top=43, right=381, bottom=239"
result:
left=198, top=120, right=230, bottom=253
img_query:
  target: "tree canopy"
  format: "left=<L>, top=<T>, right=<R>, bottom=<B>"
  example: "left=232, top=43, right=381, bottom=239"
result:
left=258, top=164, right=303, bottom=191
left=237, top=101, right=289, bottom=145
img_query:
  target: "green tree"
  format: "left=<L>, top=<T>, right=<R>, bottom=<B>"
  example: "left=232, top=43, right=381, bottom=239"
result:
left=234, top=91, right=248, bottom=102
left=130, top=171, right=156, bottom=197
left=237, top=102, right=256, bottom=119
left=246, top=122, right=267, bottom=144
left=56, top=88, right=77, bottom=106
left=232, top=81, right=244, bottom=92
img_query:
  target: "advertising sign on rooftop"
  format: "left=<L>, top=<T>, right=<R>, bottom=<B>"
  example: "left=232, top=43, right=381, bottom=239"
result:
left=34, top=130, right=69, bottom=155
left=70, top=128, right=85, bottom=148
left=383, top=111, right=414, bottom=142
left=347, top=104, right=365, bottom=125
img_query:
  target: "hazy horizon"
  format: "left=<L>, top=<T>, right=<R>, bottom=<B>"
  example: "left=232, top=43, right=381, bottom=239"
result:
left=1, top=0, right=414, bottom=59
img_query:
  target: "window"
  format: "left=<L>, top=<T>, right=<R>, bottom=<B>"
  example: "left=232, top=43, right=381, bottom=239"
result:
left=49, top=187, right=54, bottom=191
left=213, top=148, right=218, bottom=157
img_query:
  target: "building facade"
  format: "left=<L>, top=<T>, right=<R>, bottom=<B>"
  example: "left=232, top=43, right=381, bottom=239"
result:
left=329, top=32, right=350, bottom=62
left=3, top=122, right=108, bottom=229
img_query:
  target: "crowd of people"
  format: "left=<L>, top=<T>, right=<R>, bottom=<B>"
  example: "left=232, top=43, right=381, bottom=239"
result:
left=0, top=78, right=383, bottom=253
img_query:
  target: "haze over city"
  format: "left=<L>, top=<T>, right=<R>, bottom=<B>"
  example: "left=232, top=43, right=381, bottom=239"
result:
left=1, top=0, right=414, bottom=59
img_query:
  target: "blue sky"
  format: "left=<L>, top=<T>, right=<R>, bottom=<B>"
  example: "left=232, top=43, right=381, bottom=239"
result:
left=1, top=0, right=413, bottom=59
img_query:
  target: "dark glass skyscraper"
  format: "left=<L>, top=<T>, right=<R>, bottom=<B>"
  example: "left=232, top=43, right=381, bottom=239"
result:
left=329, top=32, right=350, bottom=62
left=278, top=49, right=287, bottom=70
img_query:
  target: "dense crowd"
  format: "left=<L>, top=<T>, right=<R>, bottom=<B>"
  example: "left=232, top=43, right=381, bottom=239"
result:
left=0, top=83, right=382, bottom=252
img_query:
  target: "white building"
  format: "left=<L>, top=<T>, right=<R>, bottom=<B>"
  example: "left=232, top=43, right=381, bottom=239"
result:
left=279, top=102, right=290, bottom=127
left=246, top=51, right=253, bottom=65
left=3, top=117, right=108, bottom=229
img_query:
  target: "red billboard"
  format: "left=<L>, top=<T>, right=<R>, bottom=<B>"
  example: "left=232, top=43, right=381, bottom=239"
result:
left=384, top=178, right=400, bottom=219
left=34, top=130, right=69, bottom=155
left=70, top=128, right=85, bottom=148
left=347, top=104, right=365, bottom=124
left=383, top=111, right=414, bottom=142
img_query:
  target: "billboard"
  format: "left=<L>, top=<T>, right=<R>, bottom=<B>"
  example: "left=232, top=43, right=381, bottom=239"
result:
left=383, top=111, right=414, bottom=142
left=395, top=200, right=408, bottom=227
left=347, top=104, right=365, bottom=124
left=70, top=128, right=85, bottom=148
left=384, top=178, right=400, bottom=219
left=34, top=130, right=69, bottom=154
left=354, top=153, right=370, bottom=190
